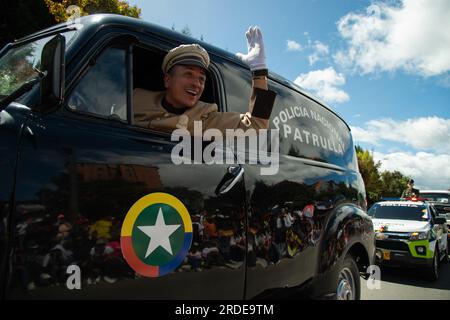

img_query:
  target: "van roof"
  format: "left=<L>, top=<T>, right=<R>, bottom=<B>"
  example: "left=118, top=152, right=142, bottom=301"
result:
left=17, top=14, right=350, bottom=130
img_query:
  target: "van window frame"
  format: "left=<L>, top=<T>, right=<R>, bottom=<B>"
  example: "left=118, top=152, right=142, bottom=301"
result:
left=64, top=44, right=129, bottom=123
left=61, top=27, right=226, bottom=140
left=62, top=31, right=136, bottom=126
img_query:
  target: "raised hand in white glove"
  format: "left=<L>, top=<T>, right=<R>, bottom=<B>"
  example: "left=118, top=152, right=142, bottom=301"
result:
left=236, top=26, right=267, bottom=71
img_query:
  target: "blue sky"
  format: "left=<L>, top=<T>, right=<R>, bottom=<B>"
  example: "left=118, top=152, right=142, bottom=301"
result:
left=128, top=0, right=450, bottom=190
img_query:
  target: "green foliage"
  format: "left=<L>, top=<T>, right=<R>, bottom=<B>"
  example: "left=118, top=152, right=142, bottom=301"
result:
left=380, top=171, right=410, bottom=198
left=0, top=71, right=15, bottom=94
left=356, top=146, right=381, bottom=205
left=0, top=0, right=141, bottom=48
left=0, top=44, right=36, bottom=95
left=44, top=0, right=141, bottom=22
left=356, top=146, right=410, bottom=206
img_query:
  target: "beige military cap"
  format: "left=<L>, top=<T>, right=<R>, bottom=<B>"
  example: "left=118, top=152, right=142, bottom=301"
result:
left=162, top=44, right=210, bottom=73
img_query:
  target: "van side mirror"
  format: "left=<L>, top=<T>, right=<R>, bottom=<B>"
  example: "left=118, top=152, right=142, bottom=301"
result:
left=38, top=34, right=65, bottom=111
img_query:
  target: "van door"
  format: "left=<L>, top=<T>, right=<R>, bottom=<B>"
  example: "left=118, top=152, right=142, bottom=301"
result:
left=220, top=58, right=362, bottom=298
left=8, top=38, right=246, bottom=299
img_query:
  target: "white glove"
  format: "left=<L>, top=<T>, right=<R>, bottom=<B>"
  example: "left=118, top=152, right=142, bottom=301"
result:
left=236, top=26, right=267, bottom=71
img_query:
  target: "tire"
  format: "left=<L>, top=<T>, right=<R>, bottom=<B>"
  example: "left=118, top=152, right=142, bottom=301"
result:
left=335, top=254, right=360, bottom=300
left=424, top=247, right=439, bottom=281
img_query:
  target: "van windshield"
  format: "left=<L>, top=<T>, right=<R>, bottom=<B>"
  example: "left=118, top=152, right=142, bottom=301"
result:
left=0, top=31, right=76, bottom=103
left=368, top=203, right=429, bottom=221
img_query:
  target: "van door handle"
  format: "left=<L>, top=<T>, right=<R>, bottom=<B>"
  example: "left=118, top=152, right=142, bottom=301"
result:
left=215, top=165, right=244, bottom=195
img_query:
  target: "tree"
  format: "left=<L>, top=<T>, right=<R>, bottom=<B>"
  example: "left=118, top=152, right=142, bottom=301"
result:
left=355, top=146, right=382, bottom=206
left=0, top=44, right=35, bottom=95
left=45, top=0, right=141, bottom=23
left=0, top=0, right=141, bottom=49
left=356, top=146, right=412, bottom=206
left=380, top=170, right=410, bottom=198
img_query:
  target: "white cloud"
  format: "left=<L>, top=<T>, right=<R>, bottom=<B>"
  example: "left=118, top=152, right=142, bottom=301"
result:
left=351, top=117, right=450, bottom=152
left=438, top=74, right=450, bottom=88
left=287, top=40, right=303, bottom=52
left=351, top=126, right=380, bottom=146
left=373, top=151, right=450, bottom=190
left=309, top=41, right=329, bottom=65
left=294, top=67, right=350, bottom=104
left=335, top=0, right=450, bottom=76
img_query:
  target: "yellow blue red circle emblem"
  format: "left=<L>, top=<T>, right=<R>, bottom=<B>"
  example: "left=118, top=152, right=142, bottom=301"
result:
left=120, top=193, right=193, bottom=277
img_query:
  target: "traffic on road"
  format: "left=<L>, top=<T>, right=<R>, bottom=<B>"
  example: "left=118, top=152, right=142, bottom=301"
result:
left=363, top=196, right=450, bottom=300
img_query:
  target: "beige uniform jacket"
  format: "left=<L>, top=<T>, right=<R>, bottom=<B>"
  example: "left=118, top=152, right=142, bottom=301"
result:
left=133, top=88, right=276, bottom=136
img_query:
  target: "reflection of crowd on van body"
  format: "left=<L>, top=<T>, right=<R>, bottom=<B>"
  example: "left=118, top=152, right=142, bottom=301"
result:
left=14, top=202, right=324, bottom=293
left=179, top=203, right=322, bottom=272
left=319, top=217, right=371, bottom=270
left=14, top=211, right=134, bottom=293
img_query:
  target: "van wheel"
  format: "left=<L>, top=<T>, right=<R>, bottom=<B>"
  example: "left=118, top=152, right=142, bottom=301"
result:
left=424, top=247, right=439, bottom=281
left=335, top=255, right=360, bottom=300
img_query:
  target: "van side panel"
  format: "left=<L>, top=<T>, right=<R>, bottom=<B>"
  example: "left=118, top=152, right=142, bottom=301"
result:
left=221, top=61, right=371, bottom=298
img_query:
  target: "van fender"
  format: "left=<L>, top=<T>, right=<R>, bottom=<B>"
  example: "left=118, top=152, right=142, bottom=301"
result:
left=310, top=202, right=374, bottom=297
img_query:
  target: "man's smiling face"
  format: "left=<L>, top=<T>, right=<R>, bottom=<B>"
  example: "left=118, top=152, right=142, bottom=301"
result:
left=164, top=65, right=206, bottom=108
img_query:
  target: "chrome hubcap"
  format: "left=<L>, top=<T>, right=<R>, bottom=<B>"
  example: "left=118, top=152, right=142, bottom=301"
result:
left=337, top=267, right=355, bottom=300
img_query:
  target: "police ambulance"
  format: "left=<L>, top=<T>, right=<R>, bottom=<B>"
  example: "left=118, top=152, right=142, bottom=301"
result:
left=368, top=199, right=448, bottom=281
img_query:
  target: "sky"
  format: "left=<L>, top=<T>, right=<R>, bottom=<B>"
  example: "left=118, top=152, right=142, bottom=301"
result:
left=127, top=0, right=450, bottom=190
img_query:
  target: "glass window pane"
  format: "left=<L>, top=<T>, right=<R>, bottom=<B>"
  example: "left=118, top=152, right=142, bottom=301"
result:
left=67, top=48, right=127, bottom=121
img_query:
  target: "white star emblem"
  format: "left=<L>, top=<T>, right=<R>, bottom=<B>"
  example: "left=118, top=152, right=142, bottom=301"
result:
left=137, top=207, right=181, bottom=258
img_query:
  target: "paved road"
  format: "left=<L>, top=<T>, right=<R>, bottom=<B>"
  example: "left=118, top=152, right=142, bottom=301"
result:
left=361, top=256, right=450, bottom=300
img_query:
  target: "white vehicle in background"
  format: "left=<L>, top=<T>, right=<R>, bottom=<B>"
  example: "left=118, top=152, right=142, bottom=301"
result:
left=419, top=190, right=450, bottom=247
left=368, top=199, right=448, bottom=281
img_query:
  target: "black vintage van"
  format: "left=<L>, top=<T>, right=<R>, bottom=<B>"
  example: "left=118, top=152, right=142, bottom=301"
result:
left=0, top=14, right=374, bottom=300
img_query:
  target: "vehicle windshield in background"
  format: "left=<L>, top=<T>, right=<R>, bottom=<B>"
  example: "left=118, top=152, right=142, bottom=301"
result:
left=419, top=193, right=450, bottom=204
left=0, top=31, right=76, bottom=104
left=368, top=203, right=428, bottom=221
